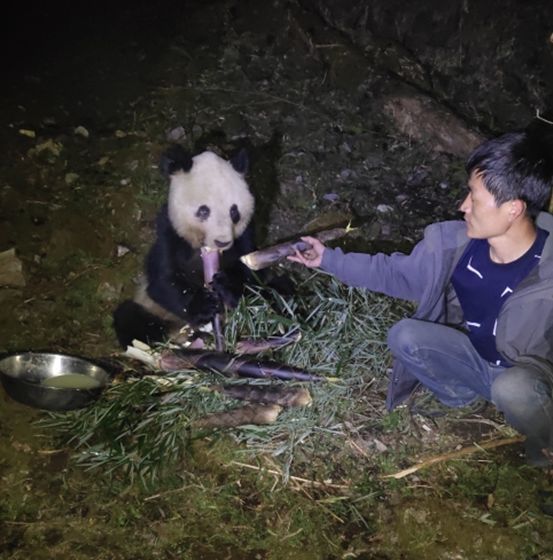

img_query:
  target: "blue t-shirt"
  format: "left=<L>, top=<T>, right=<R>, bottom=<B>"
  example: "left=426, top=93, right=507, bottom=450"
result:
left=451, top=228, right=548, bottom=366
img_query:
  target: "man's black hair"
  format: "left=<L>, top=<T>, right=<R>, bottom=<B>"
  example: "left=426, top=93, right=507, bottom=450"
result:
left=466, top=120, right=553, bottom=217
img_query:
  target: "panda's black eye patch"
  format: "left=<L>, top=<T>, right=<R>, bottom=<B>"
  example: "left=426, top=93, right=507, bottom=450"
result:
left=195, top=205, right=211, bottom=221
left=230, top=204, right=240, bottom=224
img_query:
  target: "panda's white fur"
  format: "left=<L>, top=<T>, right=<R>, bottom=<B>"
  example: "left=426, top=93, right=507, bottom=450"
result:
left=168, top=151, right=254, bottom=250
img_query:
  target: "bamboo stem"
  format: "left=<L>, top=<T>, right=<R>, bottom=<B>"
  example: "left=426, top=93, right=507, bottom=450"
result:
left=159, top=348, right=328, bottom=382
left=381, top=435, right=526, bottom=480
left=229, top=460, right=350, bottom=489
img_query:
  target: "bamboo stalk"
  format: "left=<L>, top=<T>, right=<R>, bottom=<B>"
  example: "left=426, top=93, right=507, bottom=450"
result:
left=159, top=348, right=328, bottom=382
left=240, top=226, right=353, bottom=270
left=381, top=435, right=526, bottom=480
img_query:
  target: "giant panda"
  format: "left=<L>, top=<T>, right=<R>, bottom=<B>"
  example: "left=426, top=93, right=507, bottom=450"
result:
left=113, top=144, right=257, bottom=348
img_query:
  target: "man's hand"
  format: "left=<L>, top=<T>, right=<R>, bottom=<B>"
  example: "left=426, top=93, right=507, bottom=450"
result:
left=287, top=236, right=326, bottom=268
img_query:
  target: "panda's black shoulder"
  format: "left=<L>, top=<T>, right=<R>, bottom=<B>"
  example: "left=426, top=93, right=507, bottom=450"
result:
left=154, top=203, right=172, bottom=234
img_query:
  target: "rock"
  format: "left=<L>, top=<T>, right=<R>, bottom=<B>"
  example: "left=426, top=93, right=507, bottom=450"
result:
left=96, top=281, right=120, bottom=303
left=166, top=126, right=186, bottom=141
left=380, top=90, right=486, bottom=158
left=116, top=245, right=131, bottom=258
left=376, top=204, right=394, bottom=213
left=65, top=172, right=80, bottom=185
left=74, top=125, right=90, bottom=138
left=0, top=248, right=25, bottom=288
left=18, top=129, right=36, bottom=138
left=29, top=139, right=63, bottom=159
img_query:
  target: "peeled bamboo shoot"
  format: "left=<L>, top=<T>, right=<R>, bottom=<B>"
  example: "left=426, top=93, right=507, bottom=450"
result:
left=240, top=227, right=351, bottom=270
left=200, top=247, right=225, bottom=351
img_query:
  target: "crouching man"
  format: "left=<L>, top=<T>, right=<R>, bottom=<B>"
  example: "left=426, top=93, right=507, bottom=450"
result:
left=289, top=122, right=553, bottom=467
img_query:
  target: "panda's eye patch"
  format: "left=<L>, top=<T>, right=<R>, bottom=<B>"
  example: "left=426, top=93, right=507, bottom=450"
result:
left=195, top=205, right=211, bottom=221
left=230, top=204, right=241, bottom=224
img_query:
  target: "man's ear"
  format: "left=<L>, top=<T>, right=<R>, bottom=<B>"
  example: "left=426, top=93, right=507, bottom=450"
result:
left=509, top=199, right=527, bottom=220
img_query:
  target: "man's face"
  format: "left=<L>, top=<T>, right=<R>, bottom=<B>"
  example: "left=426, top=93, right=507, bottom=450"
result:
left=459, top=172, right=513, bottom=239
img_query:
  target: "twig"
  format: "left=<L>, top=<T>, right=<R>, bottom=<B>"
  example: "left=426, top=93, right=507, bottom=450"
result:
left=382, top=435, right=525, bottom=480
left=536, top=109, right=553, bottom=125
left=144, top=484, right=194, bottom=502
left=63, top=264, right=103, bottom=286
left=314, top=43, right=346, bottom=49
left=37, top=448, right=67, bottom=455
left=229, top=460, right=350, bottom=490
left=155, top=85, right=325, bottom=117
left=448, top=417, right=506, bottom=430
left=346, top=437, right=372, bottom=460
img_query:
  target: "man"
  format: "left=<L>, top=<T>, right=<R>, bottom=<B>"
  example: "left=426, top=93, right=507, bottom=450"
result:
left=289, top=124, right=553, bottom=466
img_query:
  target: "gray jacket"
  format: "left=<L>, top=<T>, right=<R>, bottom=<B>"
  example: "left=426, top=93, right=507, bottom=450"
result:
left=320, top=212, right=553, bottom=409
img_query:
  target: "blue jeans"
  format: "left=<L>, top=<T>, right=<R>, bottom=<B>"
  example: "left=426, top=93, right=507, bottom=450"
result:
left=387, top=318, right=553, bottom=463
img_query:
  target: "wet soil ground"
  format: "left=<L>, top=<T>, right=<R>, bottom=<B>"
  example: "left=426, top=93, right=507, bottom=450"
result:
left=1, top=1, right=553, bottom=558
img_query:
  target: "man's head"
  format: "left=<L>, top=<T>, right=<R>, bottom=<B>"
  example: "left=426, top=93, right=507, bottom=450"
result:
left=465, top=124, right=553, bottom=219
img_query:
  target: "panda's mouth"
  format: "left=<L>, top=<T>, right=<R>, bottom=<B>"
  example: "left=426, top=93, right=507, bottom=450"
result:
left=214, top=239, right=232, bottom=250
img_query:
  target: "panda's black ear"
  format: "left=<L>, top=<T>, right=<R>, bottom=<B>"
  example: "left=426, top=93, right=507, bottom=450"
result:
left=159, top=145, right=193, bottom=178
left=230, top=148, right=249, bottom=175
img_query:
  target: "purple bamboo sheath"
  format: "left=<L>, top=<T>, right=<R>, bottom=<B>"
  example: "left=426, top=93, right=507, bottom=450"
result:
left=160, top=349, right=327, bottom=382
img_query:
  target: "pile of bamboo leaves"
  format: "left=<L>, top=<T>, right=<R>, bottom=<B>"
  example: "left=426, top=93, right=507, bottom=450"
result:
left=39, top=272, right=409, bottom=485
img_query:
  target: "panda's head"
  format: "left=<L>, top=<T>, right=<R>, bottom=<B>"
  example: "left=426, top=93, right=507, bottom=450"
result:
left=164, top=148, right=255, bottom=251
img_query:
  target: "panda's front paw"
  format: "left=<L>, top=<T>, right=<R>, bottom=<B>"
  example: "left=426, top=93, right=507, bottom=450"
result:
left=186, top=288, right=222, bottom=326
left=211, top=271, right=243, bottom=308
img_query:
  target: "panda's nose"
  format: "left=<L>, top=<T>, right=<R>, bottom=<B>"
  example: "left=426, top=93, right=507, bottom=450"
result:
left=215, top=239, right=232, bottom=249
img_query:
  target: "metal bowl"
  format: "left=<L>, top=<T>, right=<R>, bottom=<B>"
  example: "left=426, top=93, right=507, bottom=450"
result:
left=0, top=352, right=110, bottom=411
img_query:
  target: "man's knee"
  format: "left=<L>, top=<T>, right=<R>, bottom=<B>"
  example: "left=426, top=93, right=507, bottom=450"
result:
left=387, top=318, right=419, bottom=357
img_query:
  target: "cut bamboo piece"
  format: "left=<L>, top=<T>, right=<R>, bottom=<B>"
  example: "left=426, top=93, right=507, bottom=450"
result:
left=159, top=348, right=328, bottom=382
left=213, top=384, right=312, bottom=407
left=193, top=403, right=283, bottom=428
left=240, top=226, right=352, bottom=270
